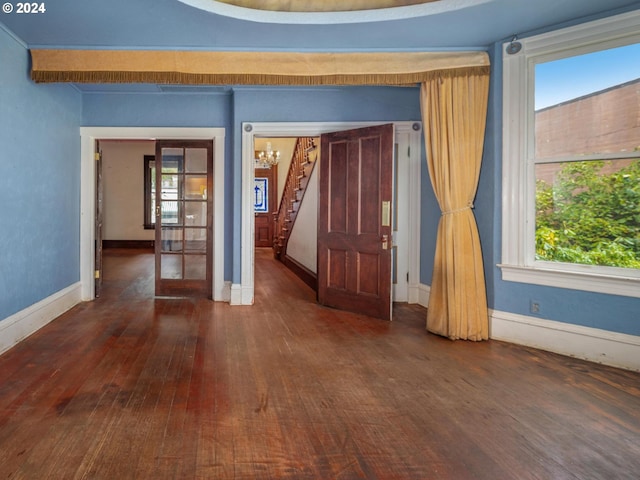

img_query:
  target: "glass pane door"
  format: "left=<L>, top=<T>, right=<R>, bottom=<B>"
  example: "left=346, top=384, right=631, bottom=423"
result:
left=155, top=141, right=212, bottom=297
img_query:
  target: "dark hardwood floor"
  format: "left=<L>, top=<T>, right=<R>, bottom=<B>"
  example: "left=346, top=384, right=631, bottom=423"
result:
left=0, top=248, right=639, bottom=479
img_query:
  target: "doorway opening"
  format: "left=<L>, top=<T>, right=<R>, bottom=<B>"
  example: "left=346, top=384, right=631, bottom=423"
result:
left=80, top=127, right=226, bottom=303
left=241, top=122, right=423, bottom=313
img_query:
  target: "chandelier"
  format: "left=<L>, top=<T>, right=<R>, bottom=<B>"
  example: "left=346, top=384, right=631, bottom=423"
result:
left=257, top=141, right=281, bottom=166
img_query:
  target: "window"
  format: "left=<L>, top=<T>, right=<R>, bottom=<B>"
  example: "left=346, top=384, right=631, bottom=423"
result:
left=501, top=10, right=640, bottom=298
left=144, top=154, right=185, bottom=228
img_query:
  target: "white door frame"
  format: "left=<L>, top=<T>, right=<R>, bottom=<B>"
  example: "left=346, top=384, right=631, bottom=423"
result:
left=239, top=121, right=422, bottom=306
left=79, top=127, right=226, bottom=302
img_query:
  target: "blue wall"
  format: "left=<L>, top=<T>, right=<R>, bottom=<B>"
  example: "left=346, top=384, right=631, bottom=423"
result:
left=0, top=28, right=82, bottom=320
left=82, top=91, right=231, bottom=128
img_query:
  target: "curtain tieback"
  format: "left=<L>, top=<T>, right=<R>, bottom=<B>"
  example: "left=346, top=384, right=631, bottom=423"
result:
left=442, top=203, right=474, bottom=216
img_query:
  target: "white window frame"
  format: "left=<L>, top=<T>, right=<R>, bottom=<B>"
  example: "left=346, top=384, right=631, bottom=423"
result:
left=500, top=9, right=640, bottom=299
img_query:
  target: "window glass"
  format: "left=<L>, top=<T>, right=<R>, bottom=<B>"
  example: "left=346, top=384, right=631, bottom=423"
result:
left=533, top=44, right=640, bottom=270
left=144, top=156, right=156, bottom=228
left=535, top=160, right=640, bottom=268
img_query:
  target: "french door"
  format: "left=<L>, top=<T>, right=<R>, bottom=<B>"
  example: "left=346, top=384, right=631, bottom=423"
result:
left=154, top=140, right=213, bottom=298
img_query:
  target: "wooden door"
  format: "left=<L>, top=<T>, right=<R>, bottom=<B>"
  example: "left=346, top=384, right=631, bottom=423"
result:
left=94, top=142, right=103, bottom=298
left=318, top=124, right=394, bottom=320
left=155, top=140, right=213, bottom=298
left=254, top=165, right=277, bottom=248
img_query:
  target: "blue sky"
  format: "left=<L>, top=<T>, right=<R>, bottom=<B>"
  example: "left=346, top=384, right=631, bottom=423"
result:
left=535, top=42, right=640, bottom=110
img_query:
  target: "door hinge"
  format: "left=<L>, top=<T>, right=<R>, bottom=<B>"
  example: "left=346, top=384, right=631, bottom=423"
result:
left=94, top=270, right=100, bottom=279
left=406, top=272, right=409, bottom=282
left=407, top=146, right=411, bottom=157
left=95, top=152, right=101, bottom=161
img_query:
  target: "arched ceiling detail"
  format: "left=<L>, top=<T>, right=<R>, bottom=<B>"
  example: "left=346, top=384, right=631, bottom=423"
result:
left=215, top=0, right=439, bottom=12
left=177, top=0, right=494, bottom=24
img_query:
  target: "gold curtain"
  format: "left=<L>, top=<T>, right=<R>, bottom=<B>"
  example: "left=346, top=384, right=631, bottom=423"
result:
left=420, top=67, right=490, bottom=341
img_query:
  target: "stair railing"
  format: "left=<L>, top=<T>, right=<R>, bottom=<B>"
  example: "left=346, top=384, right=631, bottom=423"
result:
left=272, top=137, right=318, bottom=259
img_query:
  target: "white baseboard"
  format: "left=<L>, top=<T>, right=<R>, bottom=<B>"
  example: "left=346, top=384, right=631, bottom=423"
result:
left=241, top=285, right=254, bottom=305
left=230, top=283, right=243, bottom=305
left=217, top=281, right=232, bottom=302
left=490, top=309, right=640, bottom=372
left=412, top=283, right=639, bottom=371
left=229, top=283, right=254, bottom=306
left=0, top=283, right=82, bottom=356
left=412, top=283, right=430, bottom=308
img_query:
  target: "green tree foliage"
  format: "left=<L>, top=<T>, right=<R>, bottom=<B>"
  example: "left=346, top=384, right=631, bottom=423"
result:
left=536, top=159, right=640, bottom=268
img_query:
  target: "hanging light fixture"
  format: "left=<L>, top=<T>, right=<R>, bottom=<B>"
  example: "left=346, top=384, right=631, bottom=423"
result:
left=258, top=141, right=281, bottom=166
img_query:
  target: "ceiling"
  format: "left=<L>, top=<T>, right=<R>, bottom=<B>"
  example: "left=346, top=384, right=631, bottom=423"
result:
left=214, top=0, right=440, bottom=12
left=2, top=0, right=639, bottom=51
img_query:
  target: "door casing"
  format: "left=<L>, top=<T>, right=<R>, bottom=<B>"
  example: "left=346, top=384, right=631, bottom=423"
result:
left=80, top=127, right=226, bottom=302
left=240, top=122, right=422, bottom=307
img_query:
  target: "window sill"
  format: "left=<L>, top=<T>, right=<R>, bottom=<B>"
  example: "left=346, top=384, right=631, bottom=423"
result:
left=498, top=263, right=640, bottom=299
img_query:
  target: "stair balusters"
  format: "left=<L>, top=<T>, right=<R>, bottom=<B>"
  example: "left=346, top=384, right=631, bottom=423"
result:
left=272, top=137, right=318, bottom=259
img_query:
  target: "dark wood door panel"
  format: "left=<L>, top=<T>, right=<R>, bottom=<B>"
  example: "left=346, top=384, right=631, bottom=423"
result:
left=255, top=166, right=277, bottom=248
left=326, top=141, right=348, bottom=234
left=318, top=124, right=394, bottom=320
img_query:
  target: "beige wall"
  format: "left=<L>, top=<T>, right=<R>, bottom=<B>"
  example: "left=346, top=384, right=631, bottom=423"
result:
left=254, top=137, right=297, bottom=204
left=101, top=140, right=155, bottom=241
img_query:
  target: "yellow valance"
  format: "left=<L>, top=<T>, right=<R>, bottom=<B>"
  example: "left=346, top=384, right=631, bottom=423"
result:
left=30, top=49, right=489, bottom=85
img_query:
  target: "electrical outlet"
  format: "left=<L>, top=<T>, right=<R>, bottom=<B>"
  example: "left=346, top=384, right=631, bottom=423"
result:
left=530, top=301, right=540, bottom=314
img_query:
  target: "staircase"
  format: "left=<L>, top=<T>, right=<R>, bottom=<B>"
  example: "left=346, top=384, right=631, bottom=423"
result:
left=272, top=137, right=318, bottom=260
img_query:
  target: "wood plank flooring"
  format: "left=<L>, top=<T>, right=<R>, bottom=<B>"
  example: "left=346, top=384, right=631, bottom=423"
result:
left=0, top=247, right=639, bottom=479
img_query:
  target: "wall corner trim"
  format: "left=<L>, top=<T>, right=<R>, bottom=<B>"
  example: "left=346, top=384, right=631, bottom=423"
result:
left=0, top=283, right=82, bottom=357
left=490, top=309, right=640, bottom=372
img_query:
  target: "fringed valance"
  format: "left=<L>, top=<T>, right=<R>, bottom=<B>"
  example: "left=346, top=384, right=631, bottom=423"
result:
left=30, top=50, right=489, bottom=85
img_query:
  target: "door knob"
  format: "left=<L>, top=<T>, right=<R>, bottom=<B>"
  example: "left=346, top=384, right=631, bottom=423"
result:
left=381, top=234, right=389, bottom=250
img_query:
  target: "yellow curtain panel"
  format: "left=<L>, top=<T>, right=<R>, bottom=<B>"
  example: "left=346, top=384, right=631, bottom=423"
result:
left=30, top=50, right=489, bottom=85
left=420, top=68, right=490, bottom=341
